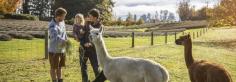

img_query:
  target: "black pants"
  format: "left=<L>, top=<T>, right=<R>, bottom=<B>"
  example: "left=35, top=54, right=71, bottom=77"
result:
left=79, top=46, right=99, bottom=82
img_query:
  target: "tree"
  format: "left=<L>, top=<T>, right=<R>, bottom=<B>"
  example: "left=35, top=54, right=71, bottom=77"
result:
left=126, top=12, right=134, bottom=25
left=31, top=0, right=52, bottom=19
left=195, top=7, right=209, bottom=20
left=140, top=14, right=147, bottom=22
left=154, top=11, right=159, bottom=22
left=136, top=18, right=145, bottom=25
left=53, top=0, right=114, bottom=22
left=160, top=10, right=169, bottom=21
left=117, top=17, right=123, bottom=25
left=96, top=0, right=114, bottom=25
left=134, top=14, right=137, bottom=22
left=177, top=0, right=191, bottom=21
left=210, top=0, right=236, bottom=26
left=177, top=0, right=210, bottom=21
left=22, top=0, right=30, bottom=14
left=0, top=0, right=21, bottom=14
left=147, top=13, right=151, bottom=22
left=126, top=12, right=133, bottom=22
left=167, top=12, right=176, bottom=21
left=53, top=0, right=96, bottom=19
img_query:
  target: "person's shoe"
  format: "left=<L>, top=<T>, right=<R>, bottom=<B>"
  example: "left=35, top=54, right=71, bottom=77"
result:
left=92, top=71, right=107, bottom=82
left=52, top=80, right=57, bottom=82
left=58, top=79, right=63, bottom=82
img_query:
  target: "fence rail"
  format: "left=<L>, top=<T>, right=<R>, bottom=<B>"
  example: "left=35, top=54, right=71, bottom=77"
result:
left=0, top=27, right=209, bottom=59
left=43, top=27, right=209, bottom=59
left=130, top=27, right=208, bottom=48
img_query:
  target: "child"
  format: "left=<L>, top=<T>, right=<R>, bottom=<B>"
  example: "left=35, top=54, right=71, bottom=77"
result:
left=73, top=13, right=85, bottom=43
left=48, top=7, right=68, bottom=82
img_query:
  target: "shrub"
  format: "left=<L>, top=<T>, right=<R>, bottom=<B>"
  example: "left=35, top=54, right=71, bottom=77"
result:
left=8, top=32, right=34, bottom=40
left=136, top=18, right=145, bottom=25
left=0, top=34, right=12, bottom=41
left=0, top=15, right=4, bottom=19
left=29, top=32, right=45, bottom=39
left=67, top=32, right=74, bottom=38
left=4, top=14, right=39, bottom=20
left=65, top=18, right=74, bottom=25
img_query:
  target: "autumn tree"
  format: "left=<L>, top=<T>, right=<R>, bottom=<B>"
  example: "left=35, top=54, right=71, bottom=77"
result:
left=0, top=0, right=21, bottom=14
left=211, top=0, right=236, bottom=26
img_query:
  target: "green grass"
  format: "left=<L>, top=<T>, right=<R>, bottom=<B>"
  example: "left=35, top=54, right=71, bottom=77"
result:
left=0, top=28, right=236, bottom=82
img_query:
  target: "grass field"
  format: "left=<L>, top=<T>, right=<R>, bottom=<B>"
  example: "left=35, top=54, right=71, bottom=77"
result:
left=0, top=28, right=235, bottom=82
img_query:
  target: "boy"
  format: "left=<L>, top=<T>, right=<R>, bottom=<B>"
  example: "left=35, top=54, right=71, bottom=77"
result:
left=48, top=7, right=68, bottom=82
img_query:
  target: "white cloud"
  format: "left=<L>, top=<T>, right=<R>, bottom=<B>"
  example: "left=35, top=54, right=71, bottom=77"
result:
left=112, top=0, right=219, bottom=19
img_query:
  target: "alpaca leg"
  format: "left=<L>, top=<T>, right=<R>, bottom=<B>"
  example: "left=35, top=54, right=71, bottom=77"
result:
left=189, top=72, right=196, bottom=82
left=207, top=69, right=231, bottom=82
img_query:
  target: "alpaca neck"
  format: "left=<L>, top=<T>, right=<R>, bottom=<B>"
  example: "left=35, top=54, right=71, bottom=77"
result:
left=184, top=39, right=194, bottom=69
left=93, top=36, right=112, bottom=68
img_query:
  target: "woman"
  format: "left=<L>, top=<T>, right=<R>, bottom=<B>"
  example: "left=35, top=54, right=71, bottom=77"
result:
left=73, top=13, right=100, bottom=82
left=73, top=13, right=85, bottom=43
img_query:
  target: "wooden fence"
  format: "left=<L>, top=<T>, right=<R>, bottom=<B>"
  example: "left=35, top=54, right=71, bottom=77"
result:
left=130, top=27, right=208, bottom=48
left=44, top=27, right=209, bottom=59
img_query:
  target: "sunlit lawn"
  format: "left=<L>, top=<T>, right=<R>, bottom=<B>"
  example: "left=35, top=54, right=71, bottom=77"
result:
left=0, top=28, right=235, bottom=82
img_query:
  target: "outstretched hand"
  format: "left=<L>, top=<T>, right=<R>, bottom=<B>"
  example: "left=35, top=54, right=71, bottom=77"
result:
left=84, top=43, right=92, bottom=47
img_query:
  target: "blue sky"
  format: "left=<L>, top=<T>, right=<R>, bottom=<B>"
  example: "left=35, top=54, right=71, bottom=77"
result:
left=112, top=0, right=220, bottom=19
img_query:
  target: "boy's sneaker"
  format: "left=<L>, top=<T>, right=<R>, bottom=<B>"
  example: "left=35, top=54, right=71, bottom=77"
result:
left=58, top=79, right=63, bottom=82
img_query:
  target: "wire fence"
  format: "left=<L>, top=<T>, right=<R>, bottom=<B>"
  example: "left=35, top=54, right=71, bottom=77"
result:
left=0, top=27, right=209, bottom=61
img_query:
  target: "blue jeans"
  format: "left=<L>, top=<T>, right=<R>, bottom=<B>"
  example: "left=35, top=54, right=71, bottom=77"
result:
left=79, top=46, right=99, bottom=82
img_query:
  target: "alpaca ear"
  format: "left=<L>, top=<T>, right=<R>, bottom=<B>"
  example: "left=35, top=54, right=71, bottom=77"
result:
left=187, top=34, right=191, bottom=38
left=99, top=27, right=103, bottom=33
left=89, top=25, right=95, bottom=30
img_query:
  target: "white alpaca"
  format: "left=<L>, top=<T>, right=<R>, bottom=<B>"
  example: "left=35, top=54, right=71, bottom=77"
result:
left=89, top=27, right=169, bottom=82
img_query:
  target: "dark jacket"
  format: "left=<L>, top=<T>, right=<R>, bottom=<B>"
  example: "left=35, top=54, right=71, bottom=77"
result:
left=84, top=20, right=103, bottom=44
left=73, top=24, right=86, bottom=46
left=73, top=20, right=103, bottom=47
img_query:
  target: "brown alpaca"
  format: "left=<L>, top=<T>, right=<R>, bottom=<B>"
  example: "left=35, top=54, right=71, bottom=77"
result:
left=175, top=34, right=232, bottom=82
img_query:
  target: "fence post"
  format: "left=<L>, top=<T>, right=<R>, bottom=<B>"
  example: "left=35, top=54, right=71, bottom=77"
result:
left=165, top=32, right=167, bottom=44
left=151, top=32, right=154, bottom=46
left=203, top=28, right=205, bottom=34
left=200, top=30, right=202, bottom=36
left=197, top=31, right=199, bottom=38
left=174, top=32, right=177, bottom=41
left=202, top=28, right=204, bottom=35
left=132, top=32, right=135, bottom=48
left=193, top=32, right=195, bottom=39
left=45, top=30, right=48, bottom=59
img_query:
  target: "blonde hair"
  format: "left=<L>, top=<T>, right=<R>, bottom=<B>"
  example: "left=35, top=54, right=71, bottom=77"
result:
left=74, top=13, right=85, bottom=26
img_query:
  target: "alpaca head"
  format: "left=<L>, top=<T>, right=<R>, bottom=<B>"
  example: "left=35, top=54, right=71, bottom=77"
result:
left=175, top=34, right=191, bottom=45
left=89, top=26, right=103, bottom=44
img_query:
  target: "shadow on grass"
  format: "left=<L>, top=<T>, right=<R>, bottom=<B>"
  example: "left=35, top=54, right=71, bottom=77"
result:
left=193, top=40, right=236, bottom=51
left=0, top=58, right=46, bottom=64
